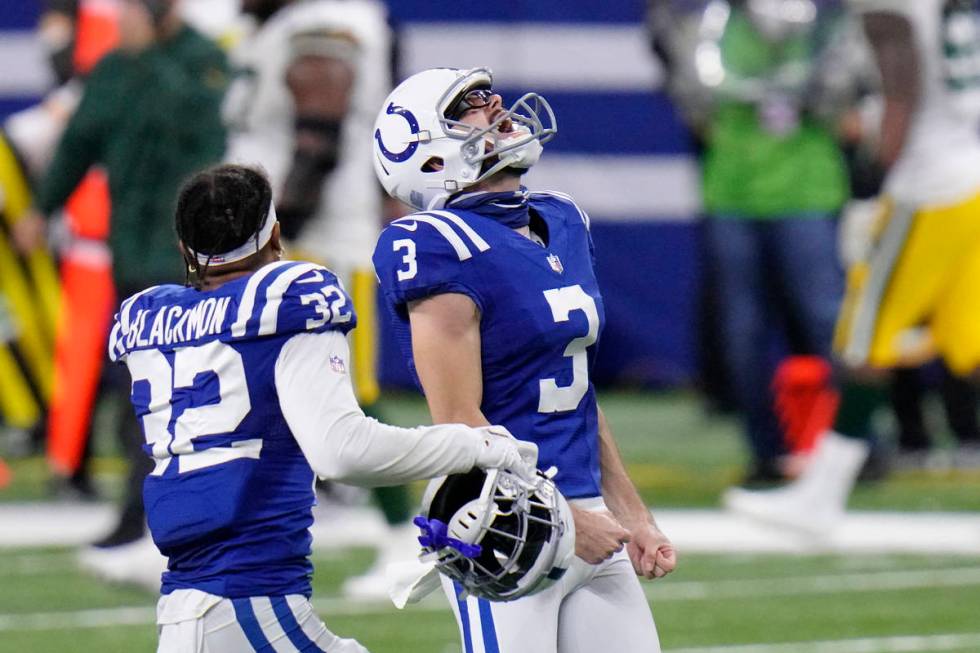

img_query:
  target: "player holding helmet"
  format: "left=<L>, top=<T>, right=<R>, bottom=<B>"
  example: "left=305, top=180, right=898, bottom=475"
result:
left=372, top=67, right=677, bottom=652
left=116, top=164, right=537, bottom=652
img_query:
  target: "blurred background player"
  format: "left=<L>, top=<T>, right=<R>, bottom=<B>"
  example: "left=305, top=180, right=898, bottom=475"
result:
left=11, top=0, right=228, bottom=578
left=373, top=67, right=676, bottom=652
left=221, top=0, right=416, bottom=600
left=122, top=163, right=537, bottom=652
left=650, top=0, right=849, bottom=485
left=725, top=0, right=980, bottom=531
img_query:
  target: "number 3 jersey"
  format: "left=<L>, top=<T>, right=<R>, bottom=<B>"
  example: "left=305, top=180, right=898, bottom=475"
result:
left=108, top=261, right=356, bottom=598
left=373, top=191, right=606, bottom=499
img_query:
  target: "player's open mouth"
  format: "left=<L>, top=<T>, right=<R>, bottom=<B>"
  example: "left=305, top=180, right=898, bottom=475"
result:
left=492, top=109, right=514, bottom=133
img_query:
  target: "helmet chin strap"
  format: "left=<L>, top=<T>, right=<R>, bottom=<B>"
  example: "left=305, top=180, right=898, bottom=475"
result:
left=474, top=127, right=544, bottom=183
left=500, top=136, right=543, bottom=170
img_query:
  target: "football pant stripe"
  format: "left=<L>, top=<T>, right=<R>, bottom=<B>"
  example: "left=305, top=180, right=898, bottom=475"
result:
left=841, top=202, right=915, bottom=366
left=396, top=215, right=474, bottom=260
left=425, top=210, right=492, bottom=252
left=285, top=595, right=334, bottom=649
left=271, top=596, right=327, bottom=652
left=257, top=262, right=322, bottom=336
left=453, top=581, right=476, bottom=653
left=232, top=260, right=293, bottom=337
left=478, top=598, right=500, bottom=653
left=248, top=597, right=293, bottom=653
left=232, top=597, right=274, bottom=651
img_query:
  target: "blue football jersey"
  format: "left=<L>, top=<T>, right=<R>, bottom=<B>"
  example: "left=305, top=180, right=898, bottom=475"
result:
left=108, top=261, right=356, bottom=598
left=373, top=192, right=605, bottom=498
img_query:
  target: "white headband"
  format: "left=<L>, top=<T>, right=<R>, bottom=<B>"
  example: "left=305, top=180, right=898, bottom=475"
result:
left=190, top=203, right=278, bottom=266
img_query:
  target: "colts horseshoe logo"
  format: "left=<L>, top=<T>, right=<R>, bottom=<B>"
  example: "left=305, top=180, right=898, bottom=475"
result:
left=375, top=103, right=420, bottom=162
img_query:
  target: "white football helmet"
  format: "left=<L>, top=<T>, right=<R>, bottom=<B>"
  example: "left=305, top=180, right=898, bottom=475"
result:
left=415, top=466, right=575, bottom=602
left=372, top=67, right=557, bottom=211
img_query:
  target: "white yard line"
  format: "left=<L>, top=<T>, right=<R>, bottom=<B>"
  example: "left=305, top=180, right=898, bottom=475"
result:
left=0, top=551, right=77, bottom=576
left=667, top=633, right=980, bottom=653
left=4, top=565, right=980, bottom=632
left=645, top=567, right=980, bottom=601
left=0, top=607, right=156, bottom=631
left=2, top=606, right=979, bottom=653
left=4, top=505, right=980, bottom=554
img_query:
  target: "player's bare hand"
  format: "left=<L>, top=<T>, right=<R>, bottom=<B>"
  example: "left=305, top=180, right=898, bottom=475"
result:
left=627, top=522, right=676, bottom=580
left=11, top=211, right=46, bottom=254
left=571, top=506, right=630, bottom=564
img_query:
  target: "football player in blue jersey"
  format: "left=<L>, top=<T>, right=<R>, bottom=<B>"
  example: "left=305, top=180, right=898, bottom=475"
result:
left=371, top=68, right=677, bottom=652
left=109, top=163, right=538, bottom=653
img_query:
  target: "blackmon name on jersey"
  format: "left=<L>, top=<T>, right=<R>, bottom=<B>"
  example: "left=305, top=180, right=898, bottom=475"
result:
left=109, top=261, right=355, bottom=599
left=373, top=191, right=606, bottom=499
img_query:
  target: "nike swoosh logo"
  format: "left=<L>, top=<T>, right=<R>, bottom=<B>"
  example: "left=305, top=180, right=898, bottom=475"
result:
left=392, top=221, right=418, bottom=232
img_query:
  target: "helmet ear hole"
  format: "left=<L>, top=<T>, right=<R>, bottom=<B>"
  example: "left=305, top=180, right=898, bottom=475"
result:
left=421, top=157, right=445, bottom=173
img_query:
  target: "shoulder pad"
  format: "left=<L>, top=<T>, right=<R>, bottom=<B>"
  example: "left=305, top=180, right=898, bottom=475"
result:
left=228, top=261, right=356, bottom=340
left=107, top=284, right=183, bottom=362
left=529, top=191, right=592, bottom=231
left=373, top=210, right=491, bottom=307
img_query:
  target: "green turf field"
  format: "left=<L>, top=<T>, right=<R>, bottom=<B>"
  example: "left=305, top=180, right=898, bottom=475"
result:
left=2, top=391, right=980, bottom=652
left=2, top=548, right=980, bottom=652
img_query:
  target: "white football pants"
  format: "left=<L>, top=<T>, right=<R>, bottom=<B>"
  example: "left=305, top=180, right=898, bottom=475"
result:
left=157, top=594, right=368, bottom=653
left=440, top=505, right=662, bottom=653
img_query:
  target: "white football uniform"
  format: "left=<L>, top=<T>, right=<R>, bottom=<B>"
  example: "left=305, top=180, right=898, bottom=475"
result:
left=223, top=0, right=391, bottom=275
left=848, top=0, right=980, bottom=206
left=836, top=0, right=980, bottom=371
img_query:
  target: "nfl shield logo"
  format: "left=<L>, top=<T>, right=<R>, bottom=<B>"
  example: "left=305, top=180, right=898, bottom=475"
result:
left=329, top=355, right=346, bottom=373
left=547, top=254, right=564, bottom=274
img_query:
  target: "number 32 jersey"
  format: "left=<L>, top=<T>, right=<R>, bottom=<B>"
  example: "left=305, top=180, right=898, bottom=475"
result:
left=108, top=261, right=356, bottom=598
left=373, top=192, right=605, bottom=499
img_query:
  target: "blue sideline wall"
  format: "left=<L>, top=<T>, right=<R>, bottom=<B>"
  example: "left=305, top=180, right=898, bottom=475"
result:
left=0, top=0, right=703, bottom=389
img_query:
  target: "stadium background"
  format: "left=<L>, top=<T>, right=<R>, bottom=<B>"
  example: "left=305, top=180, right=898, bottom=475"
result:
left=0, top=0, right=702, bottom=390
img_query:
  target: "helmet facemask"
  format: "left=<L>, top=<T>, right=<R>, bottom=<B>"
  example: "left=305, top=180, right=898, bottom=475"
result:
left=416, top=467, right=574, bottom=602
left=438, top=79, right=557, bottom=183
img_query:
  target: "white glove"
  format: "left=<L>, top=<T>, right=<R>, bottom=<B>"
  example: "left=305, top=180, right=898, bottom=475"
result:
left=473, top=425, right=539, bottom=482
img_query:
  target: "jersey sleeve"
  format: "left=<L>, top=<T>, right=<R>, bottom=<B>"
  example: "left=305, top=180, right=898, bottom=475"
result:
left=228, top=261, right=357, bottom=340
left=372, top=216, right=487, bottom=312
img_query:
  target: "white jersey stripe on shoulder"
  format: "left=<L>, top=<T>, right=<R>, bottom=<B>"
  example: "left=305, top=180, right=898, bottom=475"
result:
left=394, top=215, right=473, bottom=261
left=120, top=285, right=160, bottom=333
left=533, top=191, right=591, bottom=229
left=425, top=210, right=492, bottom=253
left=107, top=321, right=124, bottom=362
left=231, top=261, right=293, bottom=338
left=257, top=262, right=322, bottom=336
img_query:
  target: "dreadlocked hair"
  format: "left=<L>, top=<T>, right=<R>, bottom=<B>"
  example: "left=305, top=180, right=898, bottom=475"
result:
left=175, top=164, right=273, bottom=288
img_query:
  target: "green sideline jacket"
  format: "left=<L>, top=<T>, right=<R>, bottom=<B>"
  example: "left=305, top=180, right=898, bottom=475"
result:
left=36, top=26, right=228, bottom=288
left=702, top=11, right=848, bottom=219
